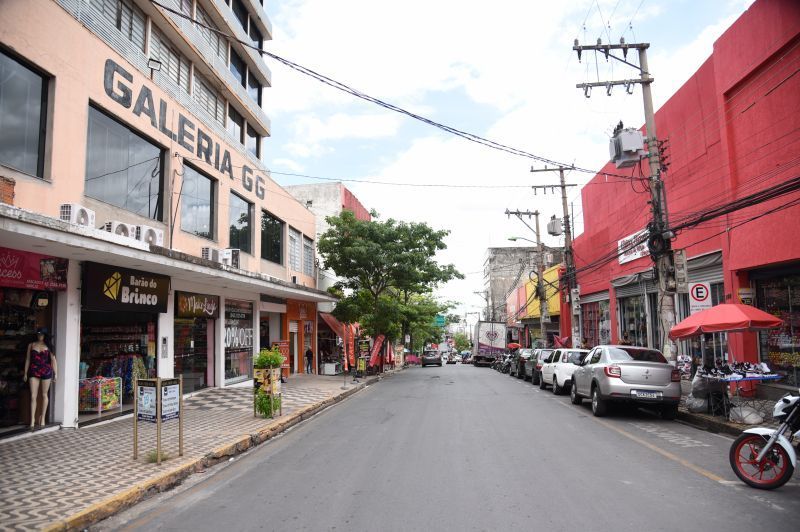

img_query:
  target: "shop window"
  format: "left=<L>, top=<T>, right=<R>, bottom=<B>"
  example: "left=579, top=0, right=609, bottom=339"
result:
left=228, top=192, right=251, bottom=253
left=303, top=237, right=314, bottom=276
left=150, top=25, right=190, bottom=93
left=647, top=293, right=661, bottom=349
left=288, top=227, right=301, bottom=272
left=0, top=49, right=48, bottom=177
left=90, top=0, right=146, bottom=52
left=580, top=301, right=611, bottom=348
left=618, top=295, right=647, bottom=347
left=229, top=50, right=247, bottom=88
left=192, top=72, right=225, bottom=126
left=227, top=105, right=244, bottom=144
left=224, top=299, right=253, bottom=384
left=261, top=210, right=284, bottom=264
left=195, top=4, right=227, bottom=62
left=180, top=165, right=215, bottom=239
left=85, top=106, right=164, bottom=220
left=757, top=274, right=800, bottom=387
left=245, top=124, right=260, bottom=158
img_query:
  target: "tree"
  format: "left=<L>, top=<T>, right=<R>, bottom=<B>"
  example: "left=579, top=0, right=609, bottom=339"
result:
left=453, top=332, right=471, bottom=352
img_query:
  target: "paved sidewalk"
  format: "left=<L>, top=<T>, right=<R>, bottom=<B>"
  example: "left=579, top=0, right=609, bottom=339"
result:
left=0, top=373, right=385, bottom=531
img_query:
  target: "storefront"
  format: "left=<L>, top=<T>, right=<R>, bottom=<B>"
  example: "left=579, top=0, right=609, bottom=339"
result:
left=318, top=312, right=344, bottom=375
left=752, top=264, right=800, bottom=388
left=579, top=291, right=611, bottom=349
left=613, top=271, right=659, bottom=348
left=174, top=291, right=219, bottom=393
left=224, top=299, right=254, bottom=384
left=79, top=262, right=169, bottom=423
left=285, top=299, right=316, bottom=374
left=0, top=247, right=68, bottom=436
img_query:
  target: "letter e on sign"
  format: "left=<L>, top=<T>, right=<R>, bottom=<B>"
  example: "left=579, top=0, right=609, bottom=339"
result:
left=689, top=282, right=712, bottom=315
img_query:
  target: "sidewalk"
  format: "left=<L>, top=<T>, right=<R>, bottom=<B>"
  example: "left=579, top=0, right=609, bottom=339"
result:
left=0, top=372, right=390, bottom=531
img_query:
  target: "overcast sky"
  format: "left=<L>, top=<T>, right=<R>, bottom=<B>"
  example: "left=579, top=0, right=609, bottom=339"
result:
left=262, top=0, right=754, bottom=320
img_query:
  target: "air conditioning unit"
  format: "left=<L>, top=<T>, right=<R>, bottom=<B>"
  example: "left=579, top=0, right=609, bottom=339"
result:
left=136, top=225, right=164, bottom=247
left=103, top=221, right=137, bottom=238
left=222, top=248, right=240, bottom=269
left=59, top=203, right=96, bottom=227
left=609, top=128, right=646, bottom=168
left=201, top=246, right=222, bottom=263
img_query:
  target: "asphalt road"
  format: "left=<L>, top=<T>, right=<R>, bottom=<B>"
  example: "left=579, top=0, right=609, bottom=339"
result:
left=101, top=364, right=800, bottom=532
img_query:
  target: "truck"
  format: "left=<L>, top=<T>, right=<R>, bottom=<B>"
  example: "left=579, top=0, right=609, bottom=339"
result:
left=472, top=321, right=507, bottom=367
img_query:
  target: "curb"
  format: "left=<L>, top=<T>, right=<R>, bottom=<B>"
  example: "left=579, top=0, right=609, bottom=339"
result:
left=43, top=376, right=385, bottom=531
left=677, top=410, right=743, bottom=437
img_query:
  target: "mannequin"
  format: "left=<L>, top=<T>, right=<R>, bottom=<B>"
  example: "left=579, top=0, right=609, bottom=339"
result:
left=23, top=329, right=57, bottom=430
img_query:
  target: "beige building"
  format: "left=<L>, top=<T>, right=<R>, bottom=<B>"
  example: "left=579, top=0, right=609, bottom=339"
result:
left=0, top=0, right=334, bottom=435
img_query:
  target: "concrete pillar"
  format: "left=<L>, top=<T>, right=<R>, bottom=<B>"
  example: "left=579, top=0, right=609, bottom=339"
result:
left=217, top=295, right=227, bottom=387
left=157, top=288, right=174, bottom=378
left=54, top=259, right=81, bottom=428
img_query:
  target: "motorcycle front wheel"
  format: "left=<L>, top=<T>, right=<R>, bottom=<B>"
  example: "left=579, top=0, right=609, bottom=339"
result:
left=729, top=433, right=794, bottom=490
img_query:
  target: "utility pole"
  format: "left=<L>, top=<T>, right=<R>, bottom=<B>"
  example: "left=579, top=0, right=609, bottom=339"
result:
left=531, top=166, right=579, bottom=346
left=473, top=290, right=490, bottom=321
left=505, top=209, right=547, bottom=348
left=573, top=38, right=677, bottom=362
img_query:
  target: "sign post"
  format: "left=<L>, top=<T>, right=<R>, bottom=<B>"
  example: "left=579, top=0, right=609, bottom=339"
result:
left=133, top=377, right=182, bottom=463
left=689, top=282, right=713, bottom=315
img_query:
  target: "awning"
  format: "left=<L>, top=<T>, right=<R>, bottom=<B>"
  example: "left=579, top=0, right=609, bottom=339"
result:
left=319, top=312, right=344, bottom=338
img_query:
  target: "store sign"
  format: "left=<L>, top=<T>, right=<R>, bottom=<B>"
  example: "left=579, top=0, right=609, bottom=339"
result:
left=176, top=291, right=219, bottom=319
left=618, top=230, right=649, bottom=264
left=0, top=246, right=68, bottom=291
left=103, top=59, right=265, bottom=202
left=161, top=380, right=180, bottom=421
left=272, top=341, right=290, bottom=369
left=689, top=282, right=712, bottom=314
left=83, top=262, right=169, bottom=313
left=225, top=300, right=254, bottom=349
left=136, top=382, right=157, bottom=423
left=738, top=288, right=754, bottom=306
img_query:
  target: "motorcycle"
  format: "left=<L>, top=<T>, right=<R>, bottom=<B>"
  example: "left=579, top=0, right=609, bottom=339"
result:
left=729, top=389, right=799, bottom=489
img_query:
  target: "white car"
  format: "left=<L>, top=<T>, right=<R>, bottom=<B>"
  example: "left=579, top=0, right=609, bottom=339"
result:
left=539, top=348, right=589, bottom=394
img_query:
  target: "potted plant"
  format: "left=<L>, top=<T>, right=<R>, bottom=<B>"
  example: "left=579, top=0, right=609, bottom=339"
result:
left=254, top=347, right=284, bottom=418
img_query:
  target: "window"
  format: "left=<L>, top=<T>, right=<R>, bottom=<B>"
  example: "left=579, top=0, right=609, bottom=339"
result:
left=90, top=0, right=146, bottom=51
left=288, top=227, right=301, bottom=271
left=179, top=0, right=192, bottom=15
left=229, top=51, right=246, bottom=88
left=0, top=50, right=47, bottom=177
left=303, top=237, right=314, bottom=276
left=228, top=192, right=251, bottom=253
left=180, top=165, right=215, bottom=239
left=607, top=347, right=667, bottom=364
left=249, top=24, right=263, bottom=51
left=193, top=72, right=225, bottom=125
left=227, top=106, right=244, bottom=144
left=247, top=73, right=262, bottom=106
left=261, top=210, right=284, bottom=264
left=85, top=106, right=163, bottom=219
left=150, top=26, right=190, bottom=93
left=195, top=4, right=227, bottom=61
left=232, top=0, right=249, bottom=32
left=618, top=295, right=647, bottom=347
left=245, top=125, right=260, bottom=158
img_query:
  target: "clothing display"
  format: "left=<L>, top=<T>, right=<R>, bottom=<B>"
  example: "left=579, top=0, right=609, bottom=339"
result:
left=696, top=362, right=779, bottom=381
left=27, top=348, right=53, bottom=379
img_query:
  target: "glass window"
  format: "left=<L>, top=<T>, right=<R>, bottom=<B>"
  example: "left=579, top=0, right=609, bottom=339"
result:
left=85, top=106, right=163, bottom=220
left=91, top=0, right=146, bottom=51
left=0, top=50, right=47, bottom=177
left=193, top=72, right=225, bottom=125
left=231, top=0, right=249, bottom=32
left=288, top=227, right=301, bottom=271
left=618, top=295, right=647, bottom=347
left=249, top=24, right=263, bottom=51
left=150, top=25, right=190, bottom=92
left=247, top=73, right=262, bottom=106
left=195, top=4, right=227, bottom=61
left=227, top=106, right=244, bottom=144
left=229, top=50, right=246, bottom=88
left=245, top=124, right=260, bottom=158
left=228, top=192, right=251, bottom=253
left=303, top=237, right=314, bottom=276
left=607, top=346, right=667, bottom=364
left=180, top=165, right=215, bottom=239
left=757, top=274, right=800, bottom=387
left=261, top=210, right=284, bottom=264
left=225, top=299, right=253, bottom=384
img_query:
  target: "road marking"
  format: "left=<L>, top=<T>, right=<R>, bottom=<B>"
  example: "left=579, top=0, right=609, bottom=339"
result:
left=553, top=401, right=725, bottom=483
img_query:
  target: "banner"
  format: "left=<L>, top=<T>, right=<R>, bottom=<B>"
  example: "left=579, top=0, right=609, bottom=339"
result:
left=348, top=325, right=356, bottom=367
left=369, top=335, right=386, bottom=367
left=0, top=246, right=68, bottom=291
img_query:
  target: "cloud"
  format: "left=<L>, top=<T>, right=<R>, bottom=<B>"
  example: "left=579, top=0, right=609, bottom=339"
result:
left=293, top=112, right=403, bottom=143
left=272, top=158, right=305, bottom=172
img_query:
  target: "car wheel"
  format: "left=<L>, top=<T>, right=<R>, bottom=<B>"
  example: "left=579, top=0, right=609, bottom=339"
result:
left=532, top=371, right=540, bottom=385
left=552, top=377, right=562, bottom=395
left=570, top=381, right=582, bottom=405
left=539, top=375, right=547, bottom=389
left=591, top=387, right=607, bottom=417
left=661, top=404, right=679, bottom=420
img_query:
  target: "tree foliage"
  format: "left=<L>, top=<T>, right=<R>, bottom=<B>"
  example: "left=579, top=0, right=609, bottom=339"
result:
left=452, top=332, right=471, bottom=352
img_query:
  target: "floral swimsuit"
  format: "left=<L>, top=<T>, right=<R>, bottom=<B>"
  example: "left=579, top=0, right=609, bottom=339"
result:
left=28, top=348, right=54, bottom=379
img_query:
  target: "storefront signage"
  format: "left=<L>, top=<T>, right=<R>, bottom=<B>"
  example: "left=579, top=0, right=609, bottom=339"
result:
left=689, top=282, right=712, bottom=314
left=83, top=262, right=169, bottom=313
left=136, top=381, right=157, bottom=423
left=103, top=59, right=265, bottom=202
left=225, top=300, right=254, bottom=349
left=273, top=341, right=290, bottom=369
left=738, top=288, right=754, bottom=305
left=176, top=291, right=219, bottom=319
left=618, top=230, right=649, bottom=264
left=0, top=247, right=68, bottom=291
left=161, top=380, right=180, bottom=421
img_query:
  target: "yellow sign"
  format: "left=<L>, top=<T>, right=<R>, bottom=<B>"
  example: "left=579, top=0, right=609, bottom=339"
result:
left=357, top=358, right=366, bottom=372
left=103, top=272, right=122, bottom=300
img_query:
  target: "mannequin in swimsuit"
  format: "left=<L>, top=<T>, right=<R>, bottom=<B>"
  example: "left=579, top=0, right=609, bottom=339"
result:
left=23, top=329, right=57, bottom=430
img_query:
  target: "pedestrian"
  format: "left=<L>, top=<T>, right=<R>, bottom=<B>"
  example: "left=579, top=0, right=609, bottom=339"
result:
left=620, top=333, right=632, bottom=346
left=305, top=347, right=314, bottom=374
left=581, top=337, right=590, bottom=349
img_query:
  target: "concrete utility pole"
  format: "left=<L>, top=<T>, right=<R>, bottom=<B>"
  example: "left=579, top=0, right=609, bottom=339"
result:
left=531, top=166, right=579, bottom=346
left=505, top=209, right=547, bottom=348
left=573, top=39, right=677, bottom=362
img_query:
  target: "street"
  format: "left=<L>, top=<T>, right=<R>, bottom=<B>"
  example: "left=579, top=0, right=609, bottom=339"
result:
left=102, top=365, right=799, bottom=532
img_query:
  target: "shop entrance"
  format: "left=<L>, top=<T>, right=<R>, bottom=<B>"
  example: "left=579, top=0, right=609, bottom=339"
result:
left=174, top=318, right=214, bottom=393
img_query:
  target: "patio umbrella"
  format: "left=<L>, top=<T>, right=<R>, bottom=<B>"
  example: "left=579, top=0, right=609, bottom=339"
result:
left=669, top=303, right=783, bottom=340
left=507, top=343, right=521, bottom=349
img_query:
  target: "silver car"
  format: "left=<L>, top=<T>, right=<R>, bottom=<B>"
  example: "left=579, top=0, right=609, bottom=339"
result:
left=570, top=345, right=681, bottom=419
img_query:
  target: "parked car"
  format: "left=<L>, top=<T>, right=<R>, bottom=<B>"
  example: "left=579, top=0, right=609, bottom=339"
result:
left=421, top=350, right=442, bottom=367
left=514, top=349, right=534, bottom=379
left=528, top=348, right=554, bottom=385
left=540, top=349, right=589, bottom=394
left=570, top=345, right=681, bottom=419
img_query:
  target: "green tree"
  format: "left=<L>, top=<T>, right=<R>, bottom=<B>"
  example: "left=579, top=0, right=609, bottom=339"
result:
left=453, top=332, right=470, bottom=352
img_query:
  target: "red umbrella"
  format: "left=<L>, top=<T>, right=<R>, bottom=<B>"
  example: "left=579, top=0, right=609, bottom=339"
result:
left=669, top=303, right=783, bottom=339
left=507, top=343, right=521, bottom=349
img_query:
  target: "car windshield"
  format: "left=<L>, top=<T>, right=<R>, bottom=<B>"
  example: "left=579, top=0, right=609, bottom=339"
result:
left=607, top=347, right=667, bottom=363
left=566, top=351, right=585, bottom=364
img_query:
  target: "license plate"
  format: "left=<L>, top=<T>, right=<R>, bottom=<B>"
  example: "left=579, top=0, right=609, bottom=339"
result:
left=632, top=390, right=661, bottom=399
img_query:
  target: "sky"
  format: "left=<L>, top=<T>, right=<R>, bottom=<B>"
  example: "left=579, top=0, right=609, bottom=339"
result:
left=260, top=0, right=755, bottom=321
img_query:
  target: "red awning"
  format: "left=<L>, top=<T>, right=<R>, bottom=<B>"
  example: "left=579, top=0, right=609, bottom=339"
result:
left=669, top=303, right=783, bottom=339
left=319, top=312, right=345, bottom=339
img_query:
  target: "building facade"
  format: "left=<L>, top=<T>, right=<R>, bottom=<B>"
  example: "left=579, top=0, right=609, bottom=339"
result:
left=0, top=0, right=335, bottom=435
left=568, top=0, right=800, bottom=393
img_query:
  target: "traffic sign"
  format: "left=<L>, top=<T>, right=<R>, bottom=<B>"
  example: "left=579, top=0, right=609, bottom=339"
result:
left=689, top=282, right=712, bottom=314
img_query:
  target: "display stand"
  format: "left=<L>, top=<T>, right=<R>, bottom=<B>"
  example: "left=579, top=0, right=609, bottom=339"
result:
left=699, top=374, right=782, bottom=419
left=133, top=376, right=184, bottom=465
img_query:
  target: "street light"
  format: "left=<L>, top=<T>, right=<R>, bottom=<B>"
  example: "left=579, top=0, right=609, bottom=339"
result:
left=508, top=236, right=536, bottom=244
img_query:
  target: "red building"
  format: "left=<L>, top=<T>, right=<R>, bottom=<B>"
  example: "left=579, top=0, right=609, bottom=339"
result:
left=566, top=0, right=800, bottom=393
